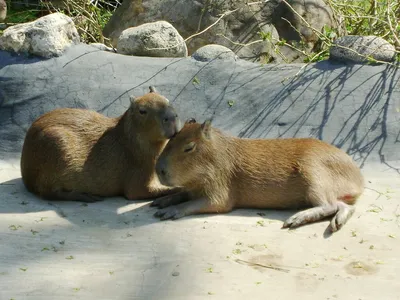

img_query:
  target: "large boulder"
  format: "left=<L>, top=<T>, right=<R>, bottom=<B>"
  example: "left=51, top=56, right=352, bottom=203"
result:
left=272, top=0, right=338, bottom=48
left=0, top=43, right=399, bottom=170
left=117, top=21, right=188, bottom=57
left=0, top=12, right=80, bottom=58
left=330, top=35, right=397, bottom=63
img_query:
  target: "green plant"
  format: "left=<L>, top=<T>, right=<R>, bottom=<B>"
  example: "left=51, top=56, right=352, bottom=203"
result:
left=328, top=0, right=400, bottom=49
left=260, top=0, right=400, bottom=64
left=40, top=0, right=115, bottom=46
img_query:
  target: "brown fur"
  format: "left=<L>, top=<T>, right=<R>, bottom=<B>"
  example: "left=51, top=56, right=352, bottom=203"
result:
left=153, top=119, right=365, bottom=232
left=20, top=87, right=182, bottom=202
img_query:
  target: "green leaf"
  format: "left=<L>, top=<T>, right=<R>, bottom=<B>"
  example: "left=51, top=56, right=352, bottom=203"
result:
left=192, top=76, right=200, bottom=85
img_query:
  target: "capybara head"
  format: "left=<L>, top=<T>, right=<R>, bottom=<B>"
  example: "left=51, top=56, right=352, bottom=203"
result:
left=156, top=118, right=216, bottom=187
left=128, top=86, right=181, bottom=141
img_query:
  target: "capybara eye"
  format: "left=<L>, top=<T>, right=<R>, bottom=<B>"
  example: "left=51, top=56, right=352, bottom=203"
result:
left=184, top=142, right=196, bottom=153
left=139, top=109, right=147, bottom=115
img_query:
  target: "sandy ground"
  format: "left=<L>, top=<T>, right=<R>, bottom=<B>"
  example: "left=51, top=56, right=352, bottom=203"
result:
left=0, top=159, right=399, bottom=300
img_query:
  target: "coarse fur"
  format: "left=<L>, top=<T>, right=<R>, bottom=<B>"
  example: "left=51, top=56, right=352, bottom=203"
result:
left=20, top=86, right=183, bottom=202
left=153, top=119, right=365, bottom=232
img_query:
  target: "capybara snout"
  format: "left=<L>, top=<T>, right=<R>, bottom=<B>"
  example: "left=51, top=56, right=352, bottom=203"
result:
left=161, top=106, right=180, bottom=139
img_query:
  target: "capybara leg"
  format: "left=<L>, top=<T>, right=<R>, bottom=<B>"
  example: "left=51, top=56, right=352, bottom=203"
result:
left=150, top=191, right=191, bottom=208
left=282, top=205, right=337, bottom=229
left=330, top=201, right=355, bottom=232
left=125, top=186, right=183, bottom=201
left=44, top=190, right=103, bottom=202
left=154, top=198, right=232, bottom=221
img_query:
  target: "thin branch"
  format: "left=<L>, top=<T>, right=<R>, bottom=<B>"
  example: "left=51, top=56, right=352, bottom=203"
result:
left=145, top=8, right=239, bottom=52
left=387, top=1, right=400, bottom=48
left=234, top=259, right=291, bottom=273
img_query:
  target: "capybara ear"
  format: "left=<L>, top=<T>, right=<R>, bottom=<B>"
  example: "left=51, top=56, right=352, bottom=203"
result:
left=185, top=118, right=196, bottom=124
left=149, top=86, right=157, bottom=93
left=129, top=95, right=137, bottom=105
left=201, top=119, right=212, bottom=139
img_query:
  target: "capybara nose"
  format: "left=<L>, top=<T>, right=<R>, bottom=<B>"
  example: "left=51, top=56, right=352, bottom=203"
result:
left=163, top=109, right=178, bottom=124
left=156, top=158, right=167, bottom=178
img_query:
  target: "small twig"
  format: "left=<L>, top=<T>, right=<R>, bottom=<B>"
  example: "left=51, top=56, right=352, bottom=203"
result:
left=281, top=0, right=324, bottom=39
left=184, top=8, right=239, bottom=42
left=387, top=1, right=400, bottom=48
left=216, top=33, right=309, bottom=59
left=246, top=1, right=268, bottom=5
left=215, top=33, right=264, bottom=47
left=234, top=259, right=290, bottom=273
left=146, top=8, right=239, bottom=52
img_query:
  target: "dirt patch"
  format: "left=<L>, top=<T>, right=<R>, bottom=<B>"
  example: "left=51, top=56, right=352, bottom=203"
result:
left=344, top=261, right=378, bottom=276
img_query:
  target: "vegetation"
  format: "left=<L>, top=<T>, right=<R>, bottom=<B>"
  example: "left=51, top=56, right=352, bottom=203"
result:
left=41, top=0, right=115, bottom=45
left=263, top=0, right=400, bottom=64
left=2, top=0, right=118, bottom=45
left=329, top=0, right=399, bottom=49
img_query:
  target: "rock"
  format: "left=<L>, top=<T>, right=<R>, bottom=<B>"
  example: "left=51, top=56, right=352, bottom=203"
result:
left=192, top=44, right=238, bottom=62
left=0, top=0, right=6, bottom=22
left=330, top=35, right=396, bottom=63
left=103, top=0, right=281, bottom=62
left=90, top=43, right=116, bottom=53
left=0, top=12, right=80, bottom=58
left=117, top=21, right=187, bottom=58
left=272, top=0, right=338, bottom=49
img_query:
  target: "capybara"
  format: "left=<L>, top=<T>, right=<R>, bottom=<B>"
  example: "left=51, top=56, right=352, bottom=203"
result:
left=152, top=118, right=364, bottom=232
left=21, top=86, right=183, bottom=202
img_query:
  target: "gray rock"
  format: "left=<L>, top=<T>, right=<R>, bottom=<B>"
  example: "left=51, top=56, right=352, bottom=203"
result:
left=117, top=21, right=187, bottom=58
left=0, top=43, right=398, bottom=170
left=0, top=0, right=6, bottom=22
left=0, top=12, right=80, bottom=58
left=192, top=44, right=238, bottom=62
left=272, top=0, right=339, bottom=48
left=330, top=35, right=396, bottom=63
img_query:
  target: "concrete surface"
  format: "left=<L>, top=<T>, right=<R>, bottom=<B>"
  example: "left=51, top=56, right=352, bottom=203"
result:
left=0, top=45, right=399, bottom=299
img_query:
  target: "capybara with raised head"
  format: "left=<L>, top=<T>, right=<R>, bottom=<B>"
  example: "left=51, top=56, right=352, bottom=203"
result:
left=153, top=118, right=364, bottom=232
left=21, top=86, right=183, bottom=202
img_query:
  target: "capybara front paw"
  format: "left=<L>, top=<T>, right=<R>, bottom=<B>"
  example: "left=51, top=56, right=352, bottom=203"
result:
left=150, top=196, right=172, bottom=208
left=154, top=206, right=185, bottom=220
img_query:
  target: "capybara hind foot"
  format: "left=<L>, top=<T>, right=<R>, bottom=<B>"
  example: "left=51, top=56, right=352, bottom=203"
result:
left=282, top=205, right=337, bottom=229
left=154, top=198, right=232, bottom=220
left=150, top=191, right=191, bottom=208
left=44, top=190, right=103, bottom=203
left=330, top=202, right=355, bottom=232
